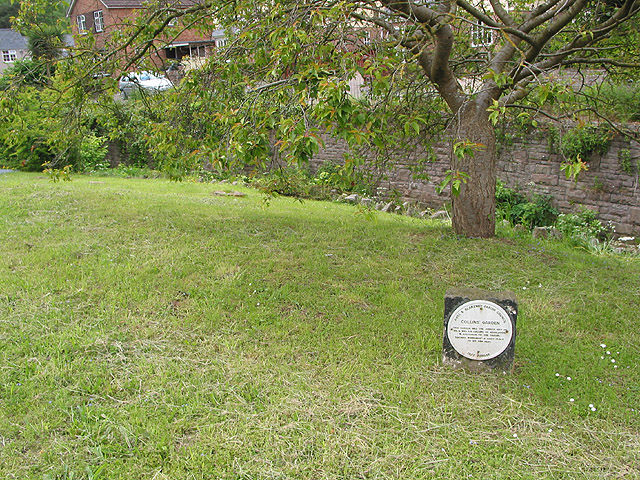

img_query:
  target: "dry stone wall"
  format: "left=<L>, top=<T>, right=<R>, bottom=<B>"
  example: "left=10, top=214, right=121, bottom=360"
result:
left=310, top=129, right=640, bottom=235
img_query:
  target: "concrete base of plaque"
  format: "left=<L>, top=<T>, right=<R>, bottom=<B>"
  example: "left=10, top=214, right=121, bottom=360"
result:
left=442, top=288, right=517, bottom=373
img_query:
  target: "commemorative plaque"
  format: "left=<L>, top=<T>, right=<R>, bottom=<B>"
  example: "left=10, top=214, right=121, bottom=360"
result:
left=443, top=289, right=517, bottom=372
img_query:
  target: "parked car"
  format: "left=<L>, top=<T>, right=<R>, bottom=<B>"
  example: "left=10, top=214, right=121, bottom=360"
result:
left=118, top=71, right=172, bottom=98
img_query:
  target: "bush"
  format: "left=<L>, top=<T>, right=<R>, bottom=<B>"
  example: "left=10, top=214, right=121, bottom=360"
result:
left=0, top=58, right=49, bottom=90
left=313, top=161, right=373, bottom=196
left=555, top=208, right=613, bottom=247
left=75, top=134, right=109, bottom=172
left=0, top=87, right=56, bottom=171
left=252, top=161, right=375, bottom=200
left=496, top=180, right=558, bottom=229
left=560, top=124, right=612, bottom=162
left=254, top=167, right=313, bottom=198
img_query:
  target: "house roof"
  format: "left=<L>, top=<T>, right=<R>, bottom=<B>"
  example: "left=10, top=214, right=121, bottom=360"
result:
left=100, top=0, right=200, bottom=6
left=67, top=0, right=200, bottom=15
left=0, top=29, right=28, bottom=50
left=100, top=0, right=145, bottom=8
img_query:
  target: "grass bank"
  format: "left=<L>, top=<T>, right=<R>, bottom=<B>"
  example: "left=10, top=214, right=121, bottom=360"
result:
left=0, top=172, right=638, bottom=479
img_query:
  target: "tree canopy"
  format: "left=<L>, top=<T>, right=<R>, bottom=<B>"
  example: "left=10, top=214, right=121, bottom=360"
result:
left=0, top=0, right=20, bottom=29
left=15, top=0, right=640, bottom=236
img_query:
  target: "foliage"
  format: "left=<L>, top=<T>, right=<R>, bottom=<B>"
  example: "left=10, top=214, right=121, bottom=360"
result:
left=91, top=163, right=160, bottom=178
left=26, top=22, right=66, bottom=63
left=0, top=70, right=117, bottom=172
left=0, top=58, right=49, bottom=89
left=560, top=157, right=589, bottom=181
left=618, top=148, right=635, bottom=174
left=253, top=161, right=374, bottom=200
left=253, top=166, right=313, bottom=198
left=75, top=134, right=109, bottom=172
left=0, top=86, right=56, bottom=170
left=93, top=98, right=157, bottom=169
left=556, top=208, right=615, bottom=249
left=547, top=126, right=561, bottom=155
left=436, top=169, right=470, bottom=197
left=313, top=161, right=373, bottom=196
left=561, top=125, right=613, bottom=163
left=496, top=180, right=559, bottom=229
left=584, top=82, right=640, bottom=122
left=0, top=0, right=19, bottom=29
left=42, top=163, right=72, bottom=182
left=11, top=0, right=640, bottom=237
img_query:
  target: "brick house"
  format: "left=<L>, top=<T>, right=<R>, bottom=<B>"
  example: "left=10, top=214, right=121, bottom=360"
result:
left=0, top=29, right=29, bottom=74
left=66, top=0, right=222, bottom=68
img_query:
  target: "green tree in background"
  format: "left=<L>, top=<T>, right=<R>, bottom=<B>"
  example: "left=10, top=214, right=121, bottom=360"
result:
left=0, top=0, right=20, bottom=28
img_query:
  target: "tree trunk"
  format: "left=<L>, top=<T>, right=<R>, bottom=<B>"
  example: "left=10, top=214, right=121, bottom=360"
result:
left=450, top=101, right=496, bottom=238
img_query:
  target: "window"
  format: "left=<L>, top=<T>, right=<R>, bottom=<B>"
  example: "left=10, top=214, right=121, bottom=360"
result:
left=2, top=50, right=16, bottom=63
left=94, top=11, right=104, bottom=33
left=77, top=15, right=87, bottom=34
left=471, top=23, right=493, bottom=48
left=215, top=38, right=227, bottom=48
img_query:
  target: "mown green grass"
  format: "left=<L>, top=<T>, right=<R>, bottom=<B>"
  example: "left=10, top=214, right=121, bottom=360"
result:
left=0, top=172, right=638, bottom=479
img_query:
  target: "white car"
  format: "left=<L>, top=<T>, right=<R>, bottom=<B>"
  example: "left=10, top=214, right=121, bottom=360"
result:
left=118, top=71, right=173, bottom=98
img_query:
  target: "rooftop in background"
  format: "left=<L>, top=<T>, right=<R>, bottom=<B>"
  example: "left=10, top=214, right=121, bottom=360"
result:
left=0, top=29, right=28, bottom=50
left=67, top=0, right=201, bottom=14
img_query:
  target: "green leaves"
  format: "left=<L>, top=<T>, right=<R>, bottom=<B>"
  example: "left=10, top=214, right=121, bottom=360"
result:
left=452, top=140, right=484, bottom=161
left=487, top=99, right=506, bottom=126
left=560, top=157, right=589, bottom=181
left=436, top=169, right=470, bottom=197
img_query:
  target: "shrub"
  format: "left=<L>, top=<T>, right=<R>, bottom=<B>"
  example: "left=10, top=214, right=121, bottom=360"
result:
left=560, top=124, right=612, bottom=162
left=75, top=134, right=109, bottom=172
left=556, top=208, right=614, bottom=247
left=313, top=161, right=373, bottom=196
left=0, top=87, right=56, bottom=171
left=496, top=180, right=558, bottom=229
left=0, top=58, right=49, bottom=89
left=254, top=167, right=313, bottom=198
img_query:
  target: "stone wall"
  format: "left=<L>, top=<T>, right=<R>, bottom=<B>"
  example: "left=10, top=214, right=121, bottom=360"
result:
left=310, top=129, right=640, bottom=235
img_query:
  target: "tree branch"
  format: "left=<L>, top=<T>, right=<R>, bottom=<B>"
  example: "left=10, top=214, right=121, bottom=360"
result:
left=560, top=58, right=640, bottom=68
left=488, top=0, right=514, bottom=26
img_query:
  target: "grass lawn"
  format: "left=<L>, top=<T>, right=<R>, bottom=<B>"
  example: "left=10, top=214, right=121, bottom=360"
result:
left=0, top=172, right=639, bottom=479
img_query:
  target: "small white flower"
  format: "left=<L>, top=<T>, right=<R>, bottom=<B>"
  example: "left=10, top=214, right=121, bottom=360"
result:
left=614, top=365, right=618, bottom=369
left=589, top=404, right=594, bottom=408
left=591, top=407, right=597, bottom=412
left=548, top=428, right=553, bottom=433
left=600, top=344, right=606, bottom=348
left=256, top=302, right=260, bottom=306
left=606, top=351, right=611, bottom=355
left=522, top=286, right=527, bottom=290
left=601, top=356, right=605, bottom=360
left=538, top=283, right=542, bottom=288
left=567, top=377, right=572, bottom=381
left=513, top=433, right=518, bottom=438
left=611, top=359, right=616, bottom=363
left=570, top=398, right=575, bottom=402
left=555, top=373, right=560, bottom=377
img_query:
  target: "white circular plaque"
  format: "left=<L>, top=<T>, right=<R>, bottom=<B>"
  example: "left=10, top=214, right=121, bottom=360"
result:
left=447, top=300, right=513, bottom=360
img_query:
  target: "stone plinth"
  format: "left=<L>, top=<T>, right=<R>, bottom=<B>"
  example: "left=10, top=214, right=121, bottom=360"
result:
left=443, top=288, right=517, bottom=373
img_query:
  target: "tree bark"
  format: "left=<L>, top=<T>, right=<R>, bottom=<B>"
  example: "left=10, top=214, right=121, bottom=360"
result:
left=450, top=101, right=496, bottom=238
